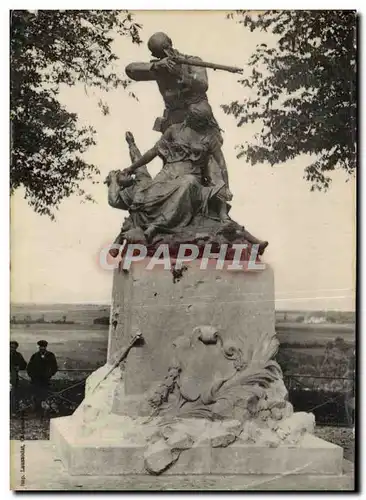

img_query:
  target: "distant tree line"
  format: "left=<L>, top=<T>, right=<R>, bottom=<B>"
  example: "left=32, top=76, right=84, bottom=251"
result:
left=10, top=314, right=75, bottom=325
left=93, top=316, right=110, bottom=325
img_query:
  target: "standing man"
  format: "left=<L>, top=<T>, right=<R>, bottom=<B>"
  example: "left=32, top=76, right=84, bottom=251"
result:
left=27, top=340, right=58, bottom=412
left=125, top=32, right=219, bottom=134
left=10, top=340, right=27, bottom=387
left=10, top=341, right=27, bottom=415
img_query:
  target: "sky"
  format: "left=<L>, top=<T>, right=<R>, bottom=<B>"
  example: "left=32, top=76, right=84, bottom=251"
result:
left=10, top=11, right=356, bottom=310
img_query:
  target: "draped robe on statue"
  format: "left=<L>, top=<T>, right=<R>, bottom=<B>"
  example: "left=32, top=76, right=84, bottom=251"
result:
left=110, top=123, right=226, bottom=237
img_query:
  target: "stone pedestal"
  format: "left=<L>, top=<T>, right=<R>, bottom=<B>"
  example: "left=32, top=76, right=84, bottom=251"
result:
left=108, top=260, right=276, bottom=416
left=109, top=260, right=274, bottom=388
left=50, top=259, right=350, bottom=488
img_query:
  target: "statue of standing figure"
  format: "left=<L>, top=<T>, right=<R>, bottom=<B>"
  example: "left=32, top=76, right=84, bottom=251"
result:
left=125, top=32, right=232, bottom=201
left=106, top=32, right=268, bottom=254
left=126, top=32, right=220, bottom=133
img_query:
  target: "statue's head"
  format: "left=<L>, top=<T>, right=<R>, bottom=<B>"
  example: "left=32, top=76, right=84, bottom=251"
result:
left=116, top=170, right=134, bottom=188
left=186, top=101, right=216, bottom=131
left=148, top=32, right=173, bottom=58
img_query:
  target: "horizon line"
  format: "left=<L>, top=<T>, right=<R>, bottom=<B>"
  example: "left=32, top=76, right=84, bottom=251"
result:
left=9, top=302, right=355, bottom=314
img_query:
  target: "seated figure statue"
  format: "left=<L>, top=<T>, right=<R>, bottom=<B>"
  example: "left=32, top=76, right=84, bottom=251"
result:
left=106, top=101, right=268, bottom=255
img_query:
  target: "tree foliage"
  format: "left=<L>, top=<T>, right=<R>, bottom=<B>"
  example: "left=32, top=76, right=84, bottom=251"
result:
left=10, top=10, right=142, bottom=218
left=223, top=10, right=357, bottom=190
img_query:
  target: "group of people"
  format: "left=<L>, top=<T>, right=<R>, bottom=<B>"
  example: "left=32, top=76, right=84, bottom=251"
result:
left=10, top=340, right=58, bottom=414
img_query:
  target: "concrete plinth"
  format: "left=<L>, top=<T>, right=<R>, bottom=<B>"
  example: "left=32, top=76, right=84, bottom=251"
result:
left=11, top=440, right=354, bottom=491
left=50, top=415, right=343, bottom=477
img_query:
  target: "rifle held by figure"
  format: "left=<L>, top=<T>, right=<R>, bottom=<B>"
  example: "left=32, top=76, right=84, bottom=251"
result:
left=152, top=53, right=243, bottom=75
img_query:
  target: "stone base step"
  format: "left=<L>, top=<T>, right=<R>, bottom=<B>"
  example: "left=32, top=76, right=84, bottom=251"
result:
left=11, top=440, right=354, bottom=491
left=51, top=416, right=343, bottom=477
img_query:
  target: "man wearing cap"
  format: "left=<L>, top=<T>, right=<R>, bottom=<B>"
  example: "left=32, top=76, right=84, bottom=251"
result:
left=27, top=340, right=58, bottom=411
left=125, top=32, right=218, bottom=134
left=10, top=341, right=27, bottom=414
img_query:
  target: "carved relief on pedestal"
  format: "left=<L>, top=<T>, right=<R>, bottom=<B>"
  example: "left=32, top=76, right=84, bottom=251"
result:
left=148, top=324, right=290, bottom=423
left=140, top=325, right=315, bottom=474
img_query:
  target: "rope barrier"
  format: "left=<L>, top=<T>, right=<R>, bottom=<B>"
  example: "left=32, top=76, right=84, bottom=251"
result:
left=11, top=371, right=354, bottom=427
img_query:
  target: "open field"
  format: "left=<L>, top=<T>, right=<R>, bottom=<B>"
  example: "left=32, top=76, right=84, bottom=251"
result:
left=10, top=324, right=108, bottom=369
left=11, top=303, right=356, bottom=326
left=11, top=323, right=355, bottom=373
left=10, top=303, right=110, bottom=325
left=276, top=322, right=355, bottom=345
left=10, top=302, right=355, bottom=372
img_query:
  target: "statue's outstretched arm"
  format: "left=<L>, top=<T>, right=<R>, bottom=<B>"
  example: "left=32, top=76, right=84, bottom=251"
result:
left=125, top=62, right=157, bottom=81
left=127, top=147, right=159, bottom=175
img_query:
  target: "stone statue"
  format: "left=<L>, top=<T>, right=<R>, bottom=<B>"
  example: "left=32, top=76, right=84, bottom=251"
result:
left=125, top=32, right=218, bottom=134
left=106, top=31, right=268, bottom=254
left=106, top=101, right=268, bottom=252
left=125, top=31, right=233, bottom=205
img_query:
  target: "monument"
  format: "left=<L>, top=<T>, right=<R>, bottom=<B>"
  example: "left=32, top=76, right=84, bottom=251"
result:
left=50, top=32, right=351, bottom=489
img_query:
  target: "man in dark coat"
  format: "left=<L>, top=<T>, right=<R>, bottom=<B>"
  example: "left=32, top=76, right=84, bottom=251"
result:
left=10, top=341, right=27, bottom=387
left=10, top=341, right=27, bottom=415
left=27, top=340, right=58, bottom=411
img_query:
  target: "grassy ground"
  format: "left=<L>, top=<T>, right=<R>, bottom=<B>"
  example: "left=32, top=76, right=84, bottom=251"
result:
left=314, top=427, right=355, bottom=462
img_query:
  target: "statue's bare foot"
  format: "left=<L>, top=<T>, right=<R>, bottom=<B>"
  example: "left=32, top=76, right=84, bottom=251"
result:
left=125, top=131, right=135, bottom=146
left=258, top=241, right=269, bottom=255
